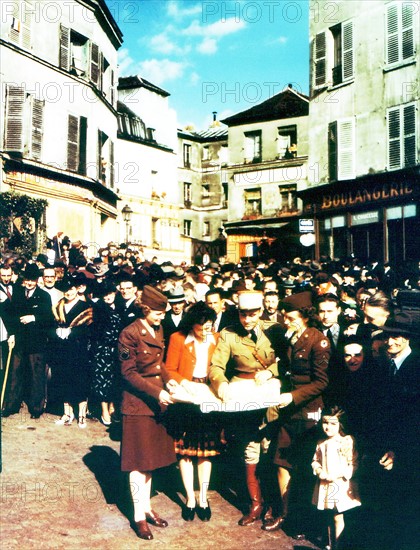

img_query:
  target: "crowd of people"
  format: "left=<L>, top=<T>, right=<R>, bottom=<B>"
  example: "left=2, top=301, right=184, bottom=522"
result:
left=0, top=237, right=419, bottom=549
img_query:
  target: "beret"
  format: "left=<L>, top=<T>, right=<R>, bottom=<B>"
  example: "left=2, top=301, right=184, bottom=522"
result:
left=141, top=285, right=168, bottom=311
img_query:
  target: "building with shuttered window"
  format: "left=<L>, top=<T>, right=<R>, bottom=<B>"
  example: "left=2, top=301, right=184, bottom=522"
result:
left=0, top=0, right=122, bottom=249
left=302, top=0, right=419, bottom=264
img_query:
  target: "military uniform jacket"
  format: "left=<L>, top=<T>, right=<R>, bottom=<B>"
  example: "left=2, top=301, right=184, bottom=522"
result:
left=119, top=318, right=170, bottom=416
left=209, top=320, right=278, bottom=392
left=287, top=327, right=330, bottom=419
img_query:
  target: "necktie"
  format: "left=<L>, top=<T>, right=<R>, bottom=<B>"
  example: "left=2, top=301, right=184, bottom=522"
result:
left=249, top=330, right=258, bottom=344
left=390, top=359, right=397, bottom=376
left=326, top=328, right=335, bottom=349
left=5, top=285, right=12, bottom=300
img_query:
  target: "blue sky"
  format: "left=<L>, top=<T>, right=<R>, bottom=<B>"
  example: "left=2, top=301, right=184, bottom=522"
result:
left=107, top=0, right=309, bottom=130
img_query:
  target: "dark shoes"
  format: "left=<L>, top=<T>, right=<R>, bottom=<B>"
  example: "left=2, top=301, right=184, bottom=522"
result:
left=182, top=504, right=195, bottom=521
left=146, top=510, right=168, bottom=528
left=261, top=515, right=286, bottom=532
left=238, top=503, right=264, bottom=526
left=196, top=502, right=211, bottom=521
left=132, top=520, right=153, bottom=540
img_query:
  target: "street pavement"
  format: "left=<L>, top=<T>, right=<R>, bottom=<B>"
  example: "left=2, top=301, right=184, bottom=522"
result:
left=0, top=405, right=322, bottom=550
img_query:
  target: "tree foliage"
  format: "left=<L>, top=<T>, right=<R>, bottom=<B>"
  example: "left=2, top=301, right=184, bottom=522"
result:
left=0, top=192, right=48, bottom=257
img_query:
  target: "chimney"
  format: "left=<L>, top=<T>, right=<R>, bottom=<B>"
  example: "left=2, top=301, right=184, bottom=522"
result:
left=212, top=111, right=217, bottom=122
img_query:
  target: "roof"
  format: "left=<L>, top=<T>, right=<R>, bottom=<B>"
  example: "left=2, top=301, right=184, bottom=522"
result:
left=178, top=124, right=228, bottom=143
left=118, top=76, right=170, bottom=97
left=221, top=87, right=309, bottom=127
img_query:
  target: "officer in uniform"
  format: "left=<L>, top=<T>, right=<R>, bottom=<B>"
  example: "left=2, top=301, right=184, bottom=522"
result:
left=209, top=290, right=282, bottom=527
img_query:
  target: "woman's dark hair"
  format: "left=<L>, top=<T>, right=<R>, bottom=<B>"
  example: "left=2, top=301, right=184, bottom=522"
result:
left=178, top=301, right=216, bottom=335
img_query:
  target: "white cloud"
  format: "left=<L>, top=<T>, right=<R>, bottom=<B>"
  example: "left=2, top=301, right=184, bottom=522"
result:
left=118, top=48, right=135, bottom=75
left=167, top=1, right=202, bottom=18
left=150, top=32, right=179, bottom=55
left=183, top=17, right=246, bottom=38
left=190, top=72, right=200, bottom=85
left=137, top=58, right=187, bottom=85
left=197, top=37, right=217, bottom=55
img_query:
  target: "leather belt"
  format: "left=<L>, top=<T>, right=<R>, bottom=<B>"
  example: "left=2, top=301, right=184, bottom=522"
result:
left=235, top=372, right=256, bottom=379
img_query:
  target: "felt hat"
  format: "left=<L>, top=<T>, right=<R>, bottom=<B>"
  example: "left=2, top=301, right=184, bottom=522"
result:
left=58, top=276, right=78, bottom=292
left=22, top=263, right=40, bottom=281
left=141, top=285, right=168, bottom=311
left=167, top=286, right=186, bottom=303
left=237, top=291, right=263, bottom=310
left=382, top=311, right=418, bottom=338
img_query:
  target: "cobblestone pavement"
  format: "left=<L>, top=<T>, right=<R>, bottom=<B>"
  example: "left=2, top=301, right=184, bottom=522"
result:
left=0, top=406, right=321, bottom=550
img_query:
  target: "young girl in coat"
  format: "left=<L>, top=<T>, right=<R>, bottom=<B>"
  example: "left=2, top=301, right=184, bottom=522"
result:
left=312, top=406, right=361, bottom=550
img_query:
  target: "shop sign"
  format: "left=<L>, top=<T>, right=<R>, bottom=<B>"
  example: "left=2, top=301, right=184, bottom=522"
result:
left=351, top=211, right=379, bottom=226
left=320, top=182, right=413, bottom=210
left=299, top=219, right=315, bottom=232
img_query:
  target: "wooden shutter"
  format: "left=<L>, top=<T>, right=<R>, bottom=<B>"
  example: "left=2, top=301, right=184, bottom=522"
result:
left=90, top=43, right=100, bottom=86
left=403, top=104, right=416, bottom=167
left=110, top=69, right=115, bottom=106
left=328, top=122, right=337, bottom=181
left=337, top=119, right=354, bottom=180
left=109, top=140, right=114, bottom=189
left=388, top=107, right=401, bottom=169
left=314, top=32, right=326, bottom=87
left=67, top=115, right=80, bottom=172
left=386, top=4, right=399, bottom=64
left=4, top=85, right=25, bottom=152
left=401, top=3, right=414, bottom=60
left=30, top=97, right=44, bottom=160
left=21, top=0, right=33, bottom=50
left=59, top=25, right=70, bottom=71
left=78, top=117, right=87, bottom=175
left=342, top=21, right=354, bottom=80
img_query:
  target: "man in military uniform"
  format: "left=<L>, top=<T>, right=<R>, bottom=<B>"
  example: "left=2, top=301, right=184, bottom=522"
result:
left=209, top=290, right=282, bottom=527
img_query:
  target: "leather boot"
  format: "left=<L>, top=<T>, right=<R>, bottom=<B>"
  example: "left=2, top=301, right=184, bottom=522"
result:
left=238, top=464, right=264, bottom=526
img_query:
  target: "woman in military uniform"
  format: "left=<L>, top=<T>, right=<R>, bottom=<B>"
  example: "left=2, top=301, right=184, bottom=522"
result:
left=263, top=291, right=330, bottom=536
left=118, top=285, right=176, bottom=540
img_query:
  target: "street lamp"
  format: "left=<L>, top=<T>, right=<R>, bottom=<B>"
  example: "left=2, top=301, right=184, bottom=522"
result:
left=121, top=204, right=133, bottom=244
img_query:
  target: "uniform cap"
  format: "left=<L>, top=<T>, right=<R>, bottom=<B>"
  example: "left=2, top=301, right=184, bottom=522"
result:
left=141, top=285, right=168, bottom=311
left=237, top=291, right=263, bottom=311
left=281, top=291, right=313, bottom=312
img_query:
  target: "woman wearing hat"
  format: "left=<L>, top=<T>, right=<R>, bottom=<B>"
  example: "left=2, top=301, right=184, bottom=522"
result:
left=90, top=279, right=123, bottom=425
left=164, top=302, right=219, bottom=522
left=263, top=291, right=330, bottom=536
left=118, top=285, right=176, bottom=540
left=50, top=276, right=93, bottom=428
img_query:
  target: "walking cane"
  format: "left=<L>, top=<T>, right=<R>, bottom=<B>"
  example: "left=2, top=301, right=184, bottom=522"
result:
left=1, top=341, right=14, bottom=410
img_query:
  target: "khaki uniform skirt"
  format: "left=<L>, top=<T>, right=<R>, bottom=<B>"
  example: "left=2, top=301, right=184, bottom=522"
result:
left=121, top=414, right=176, bottom=472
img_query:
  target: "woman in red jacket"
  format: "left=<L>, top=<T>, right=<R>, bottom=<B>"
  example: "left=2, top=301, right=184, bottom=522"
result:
left=165, top=302, right=219, bottom=522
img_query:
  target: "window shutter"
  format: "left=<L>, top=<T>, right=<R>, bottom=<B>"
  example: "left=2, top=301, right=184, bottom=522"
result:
left=90, top=43, right=100, bottom=86
left=403, top=104, right=416, bottom=167
left=67, top=115, right=80, bottom=172
left=342, top=21, right=354, bottom=80
left=79, top=116, right=87, bottom=175
left=386, top=4, right=399, bottom=64
left=387, top=107, right=401, bottom=169
left=31, top=97, right=44, bottom=160
left=328, top=122, right=337, bottom=181
left=4, top=85, right=25, bottom=152
left=109, top=140, right=114, bottom=189
left=314, top=32, right=326, bottom=87
left=21, top=0, right=33, bottom=50
left=337, top=119, right=355, bottom=180
left=110, top=69, right=115, bottom=106
left=401, top=3, right=414, bottom=60
left=9, top=2, right=20, bottom=45
left=59, top=24, right=70, bottom=71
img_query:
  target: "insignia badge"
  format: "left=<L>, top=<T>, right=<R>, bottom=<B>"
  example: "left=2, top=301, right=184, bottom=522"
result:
left=119, top=347, right=130, bottom=361
left=142, top=329, right=146, bottom=335
left=320, top=339, right=329, bottom=348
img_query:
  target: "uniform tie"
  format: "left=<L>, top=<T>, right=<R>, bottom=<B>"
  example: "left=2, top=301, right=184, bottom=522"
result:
left=249, top=330, right=258, bottom=344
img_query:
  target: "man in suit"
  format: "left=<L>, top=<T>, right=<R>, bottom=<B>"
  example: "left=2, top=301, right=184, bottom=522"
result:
left=316, top=293, right=347, bottom=405
left=205, top=289, right=237, bottom=333
left=371, top=312, right=419, bottom=549
left=115, top=272, right=139, bottom=328
left=0, top=263, right=15, bottom=368
left=261, top=291, right=284, bottom=326
left=2, top=263, right=53, bottom=418
left=162, top=286, right=187, bottom=348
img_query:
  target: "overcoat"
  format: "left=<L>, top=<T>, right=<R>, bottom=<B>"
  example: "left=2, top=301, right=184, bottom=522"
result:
left=165, top=331, right=218, bottom=383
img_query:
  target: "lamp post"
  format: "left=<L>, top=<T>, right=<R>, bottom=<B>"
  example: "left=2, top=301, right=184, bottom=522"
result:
left=121, top=204, right=133, bottom=245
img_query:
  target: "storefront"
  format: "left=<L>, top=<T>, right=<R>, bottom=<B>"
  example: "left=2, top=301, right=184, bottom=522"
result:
left=298, top=168, right=419, bottom=264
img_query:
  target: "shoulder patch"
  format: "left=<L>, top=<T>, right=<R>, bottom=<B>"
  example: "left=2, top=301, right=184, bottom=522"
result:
left=119, top=346, right=130, bottom=361
left=320, top=339, right=329, bottom=348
